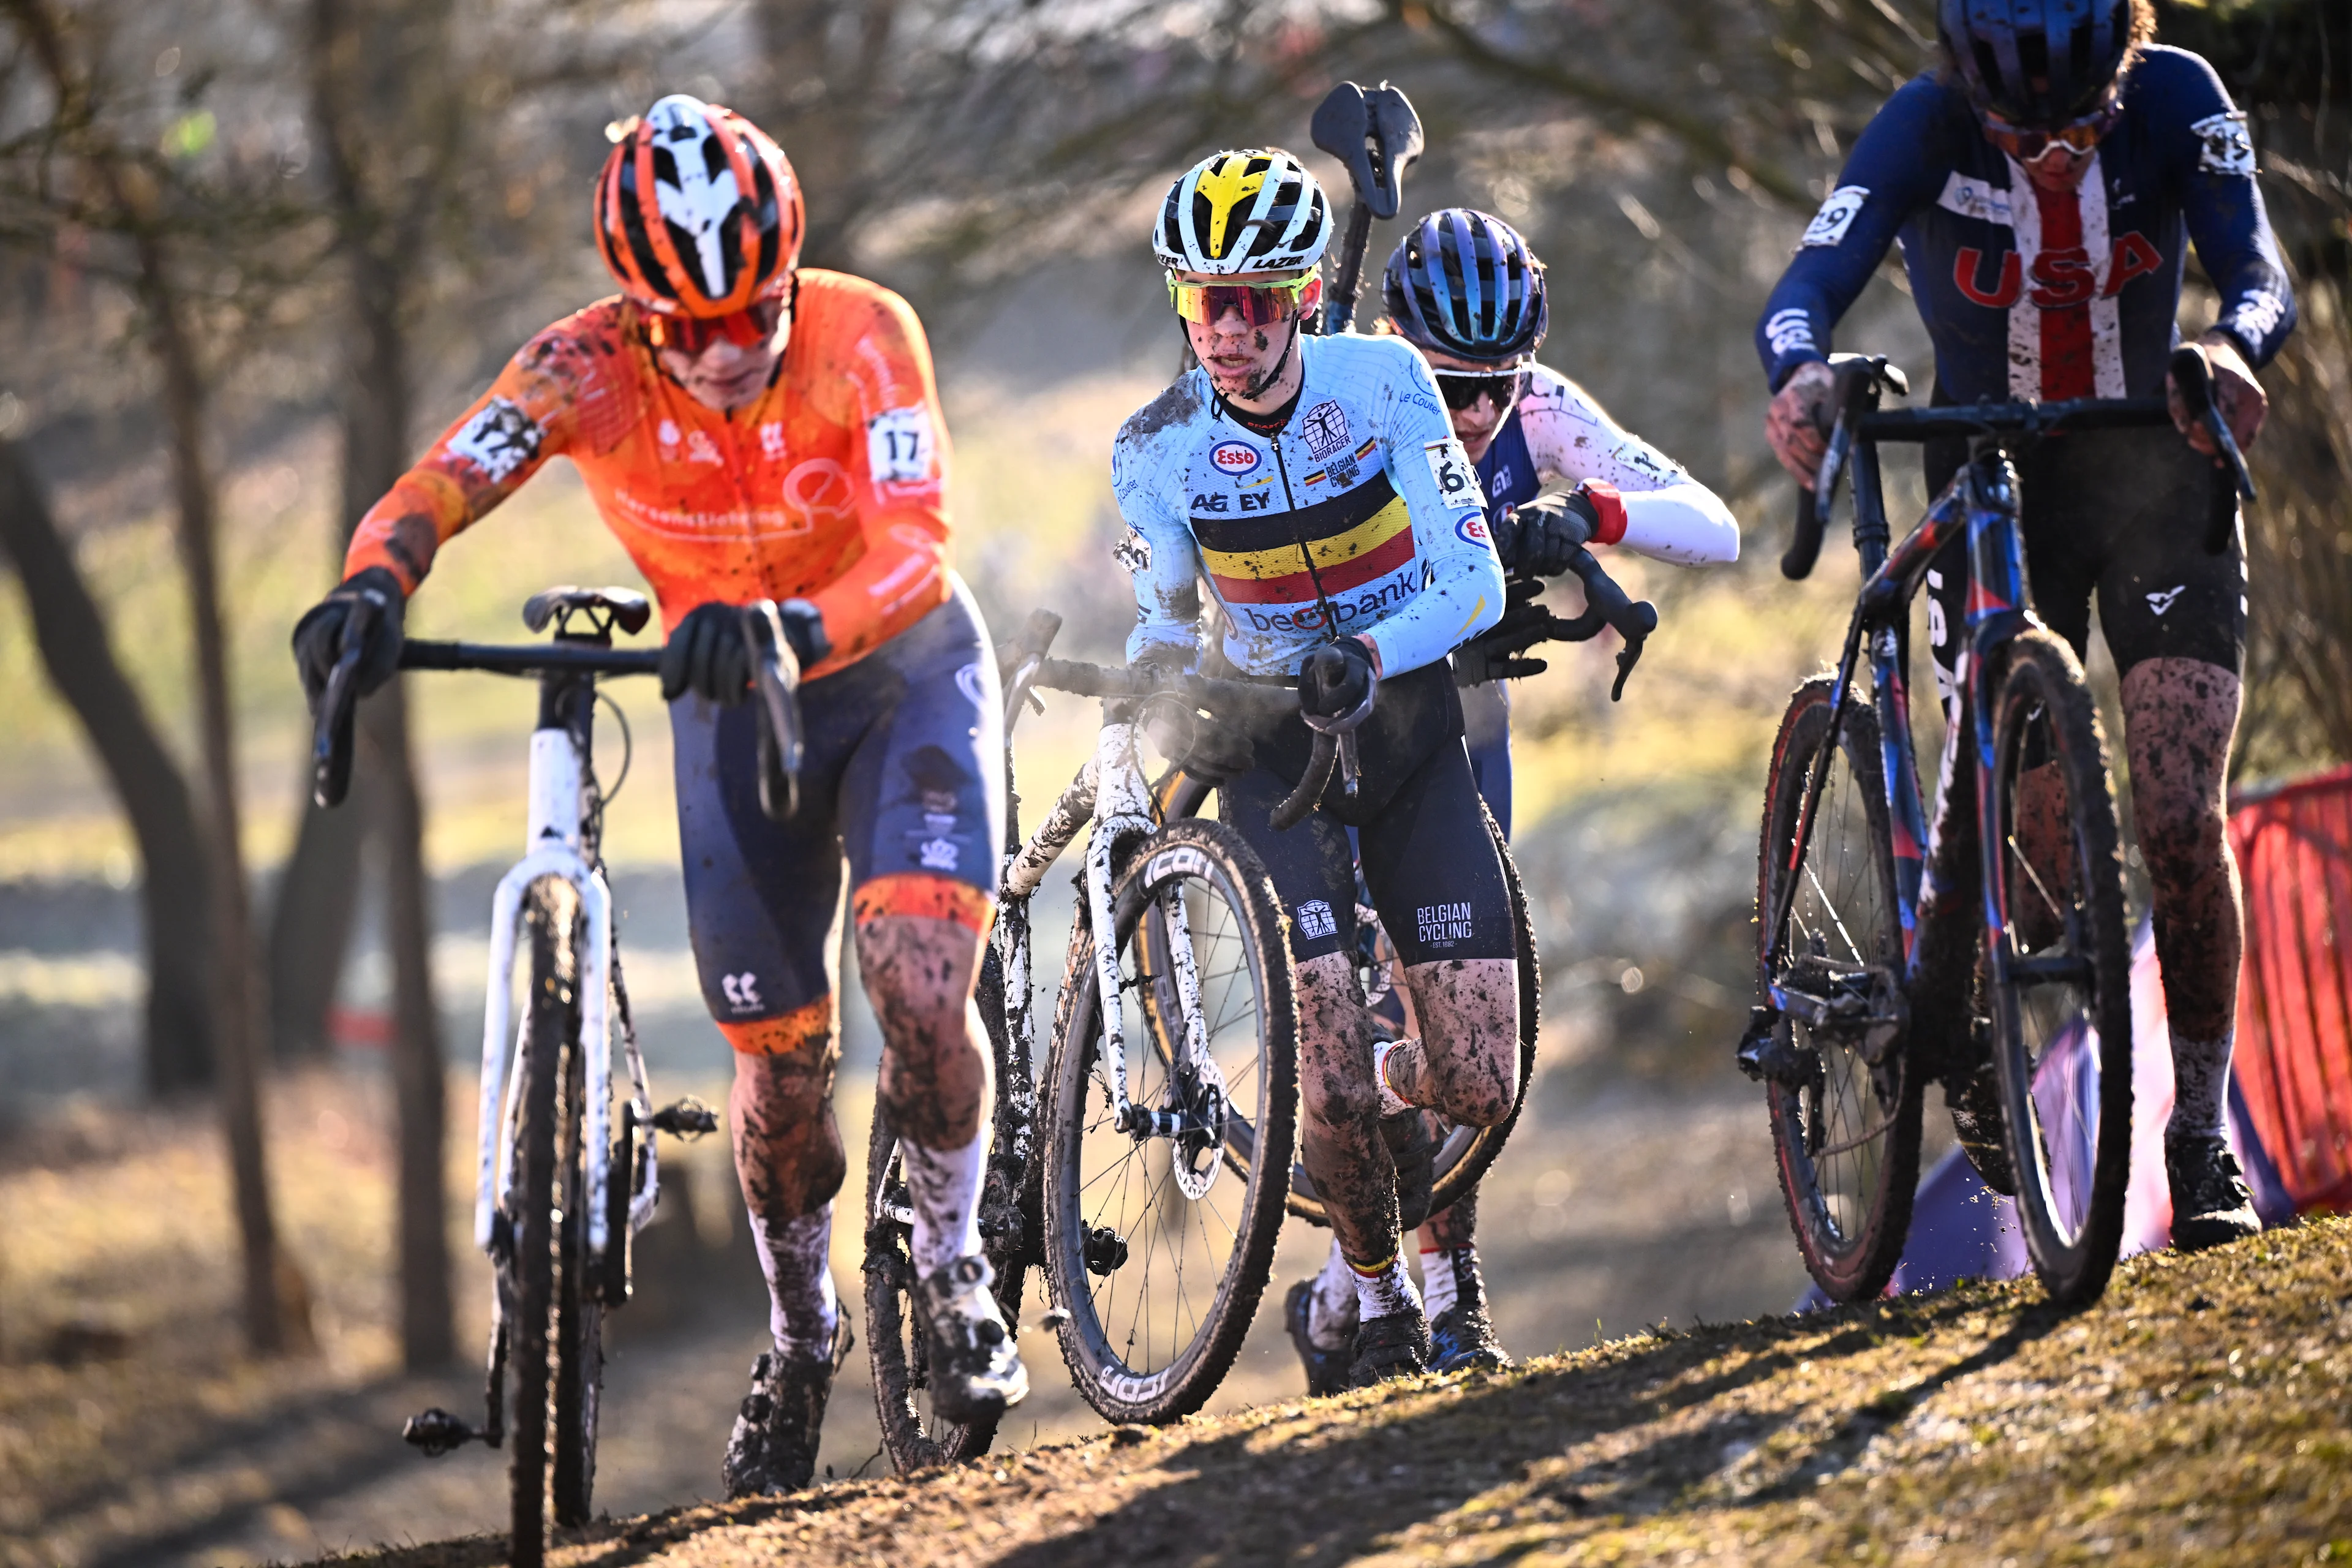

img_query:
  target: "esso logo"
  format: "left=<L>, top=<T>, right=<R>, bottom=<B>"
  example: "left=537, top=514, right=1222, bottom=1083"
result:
left=1210, top=440, right=1260, bottom=476
left=1456, top=514, right=1491, bottom=546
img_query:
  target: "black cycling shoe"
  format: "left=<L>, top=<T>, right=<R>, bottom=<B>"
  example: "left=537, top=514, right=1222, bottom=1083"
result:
left=914, top=1253, right=1028, bottom=1426
left=1945, top=1052, right=2017, bottom=1196
left=1348, top=1306, right=1431, bottom=1389
left=1284, top=1278, right=1356, bottom=1397
left=1384, top=1109, right=1439, bottom=1233
left=720, top=1318, right=851, bottom=1499
left=1426, top=1250, right=1512, bottom=1375
left=2168, top=1134, right=2260, bottom=1253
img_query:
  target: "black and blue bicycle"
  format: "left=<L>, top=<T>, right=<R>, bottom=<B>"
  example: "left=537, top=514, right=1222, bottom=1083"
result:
left=1741, top=346, right=2252, bottom=1307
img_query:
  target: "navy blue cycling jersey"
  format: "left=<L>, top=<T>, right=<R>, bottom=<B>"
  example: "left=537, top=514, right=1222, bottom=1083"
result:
left=1756, top=46, right=2295, bottom=402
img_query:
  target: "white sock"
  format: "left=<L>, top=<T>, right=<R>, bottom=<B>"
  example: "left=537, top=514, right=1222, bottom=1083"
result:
left=1420, top=1247, right=1459, bottom=1320
left=1349, top=1251, right=1422, bottom=1322
left=2166, top=1026, right=2233, bottom=1147
left=748, top=1205, right=839, bottom=1362
left=900, top=1132, right=986, bottom=1276
left=1308, top=1238, right=1357, bottom=1351
left=1371, top=1039, right=1417, bottom=1118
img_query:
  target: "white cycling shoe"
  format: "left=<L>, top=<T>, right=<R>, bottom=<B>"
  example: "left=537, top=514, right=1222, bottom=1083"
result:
left=915, top=1253, right=1028, bottom=1426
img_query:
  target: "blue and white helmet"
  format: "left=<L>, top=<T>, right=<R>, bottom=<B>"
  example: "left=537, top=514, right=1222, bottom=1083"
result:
left=1940, top=0, right=2139, bottom=125
left=1382, top=209, right=1549, bottom=367
left=1154, top=149, right=1333, bottom=276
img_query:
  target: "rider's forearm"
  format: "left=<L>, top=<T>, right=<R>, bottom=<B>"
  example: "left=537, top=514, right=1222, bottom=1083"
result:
left=1362, top=550, right=1504, bottom=679
left=1616, top=481, right=1741, bottom=567
left=345, top=470, right=470, bottom=594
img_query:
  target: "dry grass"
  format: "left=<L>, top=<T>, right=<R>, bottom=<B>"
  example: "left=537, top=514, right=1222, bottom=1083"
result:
left=306, top=1215, right=2352, bottom=1568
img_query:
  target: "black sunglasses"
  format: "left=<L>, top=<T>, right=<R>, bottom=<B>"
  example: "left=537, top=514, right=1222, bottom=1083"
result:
left=1435, top=370, right=1525, bottom=410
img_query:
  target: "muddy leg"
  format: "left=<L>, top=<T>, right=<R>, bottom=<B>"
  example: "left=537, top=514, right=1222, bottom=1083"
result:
left=1295, top=951, right=1400, bottom=1268
left=1382, top=959, right=1519, bottom=1128
left=2122, top=657, right=2244, bottom=1139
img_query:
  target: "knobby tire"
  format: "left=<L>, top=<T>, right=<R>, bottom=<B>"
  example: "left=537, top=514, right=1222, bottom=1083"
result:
left=1758, top=677, right=1922, bottom=1302
left=1985, top=631, right=2134, bottom=1305
left=1041, top=819, right=1297, bottom=1425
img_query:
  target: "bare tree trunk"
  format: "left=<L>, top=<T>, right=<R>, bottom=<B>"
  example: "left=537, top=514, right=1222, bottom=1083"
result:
left=268, top=801, right=368, bottom=1060
left=8, top=0, right=308, bottom=1356
left=0, top=437, right=215, bottom=1094
left=307, top=0, right=456, bottom=1368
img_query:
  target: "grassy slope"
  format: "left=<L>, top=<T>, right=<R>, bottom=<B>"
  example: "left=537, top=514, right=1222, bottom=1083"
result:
left=316, top=1216, right=2352, bottom=1568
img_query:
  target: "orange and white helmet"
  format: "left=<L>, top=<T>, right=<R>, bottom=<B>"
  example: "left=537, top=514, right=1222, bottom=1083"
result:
left=594, top=94, right=804, bottom=317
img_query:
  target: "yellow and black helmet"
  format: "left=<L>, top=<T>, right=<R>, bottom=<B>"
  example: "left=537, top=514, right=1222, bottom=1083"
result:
left=1153, top=148, right=1333, bottom=277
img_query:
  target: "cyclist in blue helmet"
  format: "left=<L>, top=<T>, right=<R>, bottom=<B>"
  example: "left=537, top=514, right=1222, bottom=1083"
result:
left=1755, top=0, right=2295, bottom=1251
left=1284, top=208, right=1739, bottom=1391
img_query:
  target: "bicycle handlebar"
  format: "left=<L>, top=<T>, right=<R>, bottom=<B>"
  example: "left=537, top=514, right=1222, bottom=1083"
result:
left=310, top=602, right=802, bottom=821
left=1784, top=346, right=2238, bottom=581
left=1027, top=652, right=1338, bottom=831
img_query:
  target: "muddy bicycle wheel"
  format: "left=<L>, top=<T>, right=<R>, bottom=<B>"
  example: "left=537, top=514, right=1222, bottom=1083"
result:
left=503, top=880, right=579, bottom=1566
left=1757, top=677, right=1921, bottom=1303
left=1984, top=631, right=2133, bottom=1306
left=1155, top=775, right=1537, bottom=1227
left=551, top=954, right=604, bottom=1528
left=864, top=946, right=1032, bottom=1472
left=1042, top=820, right=1297, bottom=1424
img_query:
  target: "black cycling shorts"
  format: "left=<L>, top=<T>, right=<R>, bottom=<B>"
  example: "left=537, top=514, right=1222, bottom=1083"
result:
left=669, top=583, right=1004, bottom=1027
left=1923, top=423, right=2246, bottom=706
left=1217, top=660, right=1513, bottom=969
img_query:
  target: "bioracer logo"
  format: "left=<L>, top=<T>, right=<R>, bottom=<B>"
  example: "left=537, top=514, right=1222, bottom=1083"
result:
left=1210, top=440, right=1260, bottom=475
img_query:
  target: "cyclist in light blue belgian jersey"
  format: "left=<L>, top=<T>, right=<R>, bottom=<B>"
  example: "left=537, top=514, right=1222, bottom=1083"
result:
left=1115, top=330, right=1505, bottom=677
left=1109, top=149, right=1517, bottom=1389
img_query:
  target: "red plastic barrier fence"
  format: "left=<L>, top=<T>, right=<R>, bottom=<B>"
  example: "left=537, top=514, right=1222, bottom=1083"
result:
left=2230, top=764, right=2352, bottom=1213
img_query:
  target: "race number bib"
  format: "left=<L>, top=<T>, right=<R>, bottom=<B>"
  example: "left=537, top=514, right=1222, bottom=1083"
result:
left=866, top=406, right=937, bottom=486
left=1423, top=437, right=1485, bottom=511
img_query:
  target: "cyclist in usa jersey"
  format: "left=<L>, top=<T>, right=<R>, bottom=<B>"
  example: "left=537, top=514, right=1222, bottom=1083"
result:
left=1755, top=0, right=2295, bottom=1250
left=290, top=96, right=1023, bottom=1494
left=1287, top=209, right=1740, bottom=1388
left=1115, top=149, right=1517, bottom=1387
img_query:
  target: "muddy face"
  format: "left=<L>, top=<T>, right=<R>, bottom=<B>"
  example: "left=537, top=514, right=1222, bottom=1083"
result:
left=859, top=912, right=993, bottom=1148
left=2122, top=657, right=2244, bottom=1042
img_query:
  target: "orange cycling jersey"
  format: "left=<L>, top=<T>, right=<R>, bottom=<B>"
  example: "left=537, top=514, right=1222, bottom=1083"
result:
left=346, top=269, right=952, bottom=675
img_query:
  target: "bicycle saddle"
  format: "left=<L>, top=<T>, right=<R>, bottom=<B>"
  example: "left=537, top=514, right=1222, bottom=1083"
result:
left=522, top=586, right=652, bottom=638
left=1310, top=81, right=1423, bottom=221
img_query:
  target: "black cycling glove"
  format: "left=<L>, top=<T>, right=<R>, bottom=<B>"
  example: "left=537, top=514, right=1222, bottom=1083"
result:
left=1493, top=485, right=1602, bottom=578
left=1454, top=577, right=1553, bottom=685
left=661, top=599, right=830, bottom=705
left=1298, top=638, right=1378, bottom=727
left=291, top=566, right=406, bottom=706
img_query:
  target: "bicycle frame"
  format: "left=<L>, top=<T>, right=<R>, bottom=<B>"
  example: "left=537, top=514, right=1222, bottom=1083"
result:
left=1761, top=382, right=2171, bottom=1040
left=1000, top=707, right=1226, bottom=1182
left=472, top=666, right=659, bottom=1272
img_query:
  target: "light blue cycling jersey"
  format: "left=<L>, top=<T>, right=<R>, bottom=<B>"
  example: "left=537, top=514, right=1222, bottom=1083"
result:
left=1113, top=332, right=1505, bottom=679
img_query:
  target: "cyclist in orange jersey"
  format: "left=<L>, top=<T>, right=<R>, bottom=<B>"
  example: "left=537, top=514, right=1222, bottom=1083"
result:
left=292, top=94, right=1024, bottom=1496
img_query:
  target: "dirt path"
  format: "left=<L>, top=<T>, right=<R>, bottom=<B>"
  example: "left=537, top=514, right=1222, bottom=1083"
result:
left=318, top=1216, right=2352, bottom=1568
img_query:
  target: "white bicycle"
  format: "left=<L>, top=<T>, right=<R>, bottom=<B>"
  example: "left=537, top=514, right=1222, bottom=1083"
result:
left=311, top=586, right=806, bottom=1566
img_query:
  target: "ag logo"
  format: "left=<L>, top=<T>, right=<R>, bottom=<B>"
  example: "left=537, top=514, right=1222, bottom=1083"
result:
left=1210, top=440, right=1260, bottom=475
left=720, top=971, right=762, bottom=1012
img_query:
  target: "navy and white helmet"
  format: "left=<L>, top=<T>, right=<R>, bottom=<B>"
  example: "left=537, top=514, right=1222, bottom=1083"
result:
left=1155, top=149, right=1333, bottom=276
left=1382, top=209, right=1549, bottom=367
left=1940, top=0, right=2139, bottom=125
